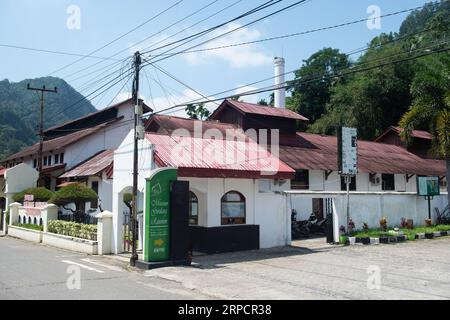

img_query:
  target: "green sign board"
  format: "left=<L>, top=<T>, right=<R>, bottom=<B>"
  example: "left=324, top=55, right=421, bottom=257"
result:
left=144, top=168, right=177, bottom=262
left=417, top=176, right=440, bottom=197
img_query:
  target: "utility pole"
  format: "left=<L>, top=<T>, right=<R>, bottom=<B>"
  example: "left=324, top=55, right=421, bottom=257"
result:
left=130, top=51, right=142, bottom=267
left=27, top=84, right=57, bottom=179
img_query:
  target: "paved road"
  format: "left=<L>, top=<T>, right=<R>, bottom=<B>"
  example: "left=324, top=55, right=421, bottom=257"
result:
left=0, top=237, right=210, bottom=300
left=148, top=237, right=450, bottom=300
left=2, top=236, right=450, bottom=300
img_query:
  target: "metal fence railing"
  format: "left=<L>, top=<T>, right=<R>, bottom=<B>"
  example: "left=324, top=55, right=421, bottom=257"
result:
left=57, top=212, right=98, bottom=225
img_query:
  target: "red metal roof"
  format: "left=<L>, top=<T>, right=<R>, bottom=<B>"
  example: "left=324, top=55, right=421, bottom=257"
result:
left=0, top=167, right=7, bottom=177
left=146, top=114, right=238, bottom=136
left=211, top=100, right=309, bottom=121
left=60, top=150, right=114, bottom=178
left=375, top=126, right=433, bottom=142
left=280, top=132, right=446, bottom=176
left=146, top=133, right=295, bottom=179
left=2, top=118, right=121, bottom=163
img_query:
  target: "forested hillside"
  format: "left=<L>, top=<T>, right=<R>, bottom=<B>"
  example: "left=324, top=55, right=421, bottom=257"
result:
left=0, top=77, right=96, bottom=159
left=286, top=0, right=449, bottom=142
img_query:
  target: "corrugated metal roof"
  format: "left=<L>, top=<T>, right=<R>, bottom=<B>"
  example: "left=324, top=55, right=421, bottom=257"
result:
left=60, top=149, right=114, bottom=178
left=212, top=99, right=309, bottom=121
left=2, top=118, right=121, bottom=162
left=280, top=132, right=446, bottom=176
left=375, top=126, right=433, bottom=142
left=146, top=133, right=295, bottom=179
left=146, top=114, right=238, bottom=136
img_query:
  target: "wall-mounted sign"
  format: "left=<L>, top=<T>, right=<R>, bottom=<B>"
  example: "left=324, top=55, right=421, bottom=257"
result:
left=24, top=194, right=34, bottom=202
left=338, top=127, right=358, bottom=176
left=144, top=168, right=177, bottom=262
left=417, top=176, right=440, bottom=197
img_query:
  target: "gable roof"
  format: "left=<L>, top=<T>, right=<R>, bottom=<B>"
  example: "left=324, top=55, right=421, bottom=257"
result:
left=2, top=118, right=121, bottom=162
left=279, top=132, right=445, bottom=176
left=43, top=98, right=152, bottom=135
left=145, top=132, right=295, bottom=179
left=145, top=114, right=238, bottom=136
left=375, top=126, right=433, bottom=142
left=60, top=149, right=114, bottom=179
left=210, top=99, right=309, bottom=121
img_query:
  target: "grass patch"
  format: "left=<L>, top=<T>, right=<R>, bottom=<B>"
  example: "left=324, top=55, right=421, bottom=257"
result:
left=13, top=223, right=43, bottom=232
left=350, top=225, right=450, bottom=239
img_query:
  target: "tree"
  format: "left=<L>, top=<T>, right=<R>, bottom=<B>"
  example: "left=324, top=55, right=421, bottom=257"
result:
left=13, top=187, right=54, bottom=203
left=185, top=103, right=211, bottom=120
left=257, top=99, right=269, bottom=106
left=50, top=183, right=98, bottom=213
left=399, top=53, right=450, bottom=206
left=288, top=48, right=350, bottom=122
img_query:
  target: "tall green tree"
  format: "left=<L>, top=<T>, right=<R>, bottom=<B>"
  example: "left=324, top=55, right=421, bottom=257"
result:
left=185, top=103, right=211, bottom=120
left=288, top=48, right=350, bottom=122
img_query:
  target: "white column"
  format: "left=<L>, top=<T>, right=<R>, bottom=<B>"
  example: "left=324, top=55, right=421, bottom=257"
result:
left=8, top=202, right=20, bottom=226
left=137, top=213, right=143, bottom=251
left=97, top=211, right=113, bottom=255
left=274, top=57, right=286, bottom=108
left=42, top=204, right=58, bottom=233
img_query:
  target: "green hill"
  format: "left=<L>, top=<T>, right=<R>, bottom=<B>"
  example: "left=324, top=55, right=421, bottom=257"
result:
left=0, top=77, right=96, bottom=159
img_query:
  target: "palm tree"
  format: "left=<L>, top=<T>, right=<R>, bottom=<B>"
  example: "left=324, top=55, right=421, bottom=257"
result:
left=399, top=54, right=450, bottom=208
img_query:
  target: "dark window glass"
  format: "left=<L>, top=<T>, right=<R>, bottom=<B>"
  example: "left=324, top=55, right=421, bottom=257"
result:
left=60, top=153, right=65, bottom=163
left=189, top=191, right=198, bottom=225
left=91, top=181, right=99, bottom=209
left=221, top=191, right=246, bottom=225
left=382, top=174, right=395, bottom=191
left=341, top=176, right=356, bottom=191
left=33, top=159, right=37, bottom=168
left=291, top=170, right=309, bottom=190
left=55, top=154, right=59, bottom=164
left=43, top=157, right=47, bottom=166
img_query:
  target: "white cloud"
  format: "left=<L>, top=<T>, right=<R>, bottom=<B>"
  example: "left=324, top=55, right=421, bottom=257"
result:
left=184, top=22, right=272, bottom=68
left=149, top=89, right=218, bottom=117
left=234, top=85, right=260, bottom=104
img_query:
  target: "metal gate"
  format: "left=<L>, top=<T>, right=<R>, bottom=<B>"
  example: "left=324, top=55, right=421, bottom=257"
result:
left=123, top=211, right=139, bottom=253
left=0, top=210, right=4, bottom=231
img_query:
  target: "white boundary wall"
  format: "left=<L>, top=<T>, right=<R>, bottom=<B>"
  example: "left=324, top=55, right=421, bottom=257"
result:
left=286, top=191, right=449, bottom=242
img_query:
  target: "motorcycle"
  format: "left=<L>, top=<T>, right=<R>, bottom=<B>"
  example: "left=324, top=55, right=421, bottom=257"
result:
left=291, top=210, right=328, bottom=239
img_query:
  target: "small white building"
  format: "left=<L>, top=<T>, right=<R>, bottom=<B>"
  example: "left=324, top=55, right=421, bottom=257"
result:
left=0, top=99, right=152, bottom=213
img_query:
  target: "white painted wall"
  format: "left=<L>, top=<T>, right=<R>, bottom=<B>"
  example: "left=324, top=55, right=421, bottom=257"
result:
left=112, top=131, right=154, bottom=253
left=289, top=191, right=449, bottom=233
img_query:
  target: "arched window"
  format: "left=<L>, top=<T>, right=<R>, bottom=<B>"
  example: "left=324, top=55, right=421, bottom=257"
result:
left=221, top=191, right=246, bottom=225
left=189, top=191, right=198, bottom=225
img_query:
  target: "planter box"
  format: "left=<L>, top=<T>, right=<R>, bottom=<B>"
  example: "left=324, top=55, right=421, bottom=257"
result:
left=348, top=237, right=356, bottom=245
left=388, top=236, right=398, bottom=244
left=8, top=226, right=42, bottom=243
left=397, top=235, right=407, bottom=242
left=360, top=238, right=370, bottom=245
left=42, top=232, right=98, bottom=255
left=416, top=233, right=426, bottom=240
left=425, top=233, right=434, bottom=239
left=433, top=232, right=442, bottom=238
left=379, top=237, right=389, bottom=244
left=370, top=238, right=379, bottom=245
left=441, top=231, right=448, bottom=237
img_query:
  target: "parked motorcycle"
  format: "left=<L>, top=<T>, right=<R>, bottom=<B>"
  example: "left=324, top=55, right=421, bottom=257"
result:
left=291, top=210, right=328, bottom=239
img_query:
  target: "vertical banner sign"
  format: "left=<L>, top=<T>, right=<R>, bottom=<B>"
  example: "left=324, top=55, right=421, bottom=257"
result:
left=144, top=168, right=178, bottom=262
left=338, top=127, right=358, bottom=175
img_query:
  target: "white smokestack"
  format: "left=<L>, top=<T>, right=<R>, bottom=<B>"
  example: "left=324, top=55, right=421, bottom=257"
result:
left=274, top=57, right=285, bottom=108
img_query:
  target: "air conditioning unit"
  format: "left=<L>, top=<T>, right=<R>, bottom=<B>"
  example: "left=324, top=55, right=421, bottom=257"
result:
left=370, top=174, right=380, bottom=185
left=440, top=179, right=448, bottom=188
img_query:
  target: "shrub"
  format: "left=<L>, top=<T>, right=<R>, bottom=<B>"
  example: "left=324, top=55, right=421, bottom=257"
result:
left=362, top=222, right=369, bottom=232
left=379, top=217, right=388, bottom=232
left=49, top=183, right=98, bottom=211
left=47, top=220, right=97, bottom=241
left=13, top=187, right=54, bottom=203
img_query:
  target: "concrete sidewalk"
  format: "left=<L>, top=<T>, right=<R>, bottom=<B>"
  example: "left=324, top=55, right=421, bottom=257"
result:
left=144, top=238, right=450, bottom=300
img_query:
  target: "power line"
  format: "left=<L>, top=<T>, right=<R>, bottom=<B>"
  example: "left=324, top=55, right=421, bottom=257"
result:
left=151, top=42, right=450, bottom=116
left=150, top=6, right=426, bottom=58
left=60, top=0, right=240, bottom=82
left=48, top=0, right=185, bottom=76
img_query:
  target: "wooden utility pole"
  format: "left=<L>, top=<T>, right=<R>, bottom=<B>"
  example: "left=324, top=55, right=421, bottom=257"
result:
left=27, top=84, right=57, bottom=177
left=130, top=51, right=142, bottom=267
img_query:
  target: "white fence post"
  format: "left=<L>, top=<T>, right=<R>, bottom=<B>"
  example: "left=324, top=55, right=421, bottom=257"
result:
left=42, top=204, right=58, bottom=233
left=137, top=213, right=143, bottom=251
left=8, top=203, right=20, bottom=226
left=97, top=211, right=113, bottom=255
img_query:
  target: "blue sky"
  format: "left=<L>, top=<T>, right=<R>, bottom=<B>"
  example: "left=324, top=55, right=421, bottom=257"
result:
left=0, top=0, right=433, bottom=115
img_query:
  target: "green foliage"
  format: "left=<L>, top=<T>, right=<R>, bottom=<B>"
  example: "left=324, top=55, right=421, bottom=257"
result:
left=47, top=220, right=97, bottom=240
left=0, top=77, right=96, bottom=159
left=13, top=187, right=54, bottom=203
left=49, top=183, right=98, bottom=208
left=185, top=103, right=211, bottom=120
left=123, top=193, right=132, bottom=210
left=13, top=223, right=43, bottom=232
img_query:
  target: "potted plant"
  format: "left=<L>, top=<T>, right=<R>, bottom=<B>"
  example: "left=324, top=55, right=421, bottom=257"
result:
left=362, top=222, right=369, bottom=232
left=339, top=225, right=348, bottom=245
left=379, top=217, right=388, bottom=232
left=425, top=219, right=432, bottom=227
